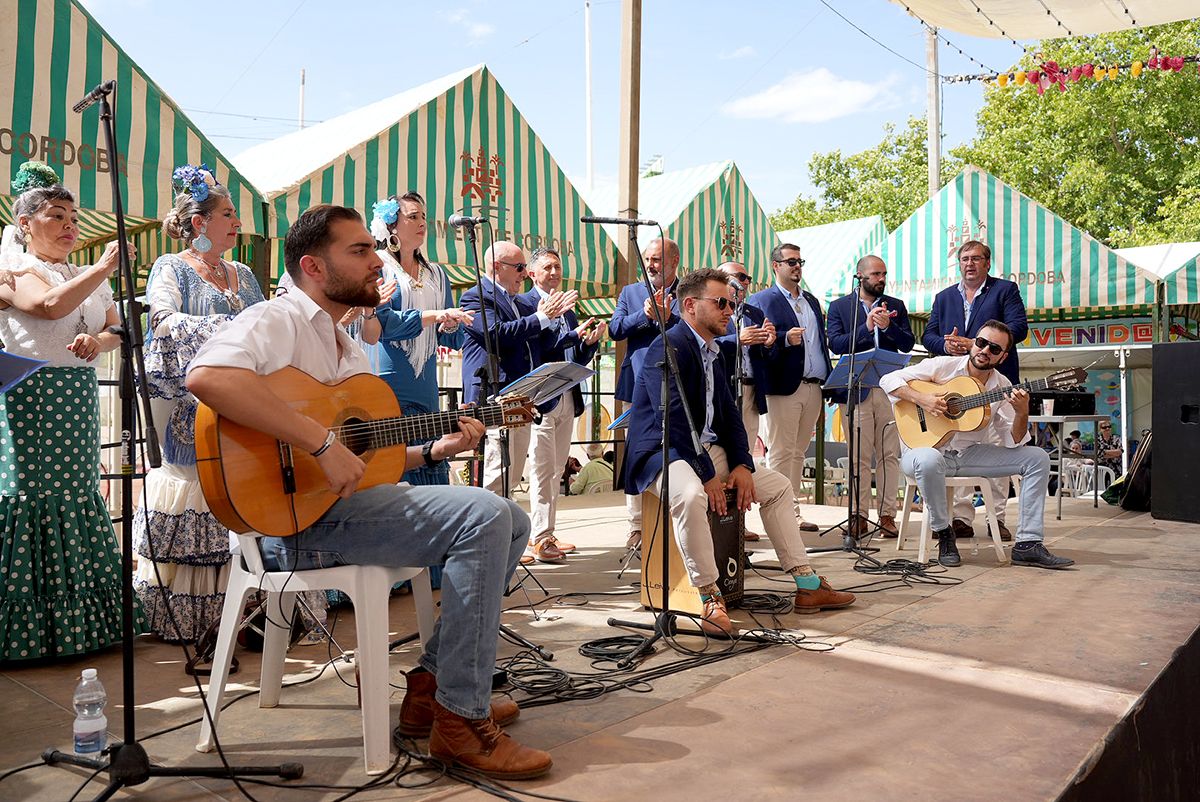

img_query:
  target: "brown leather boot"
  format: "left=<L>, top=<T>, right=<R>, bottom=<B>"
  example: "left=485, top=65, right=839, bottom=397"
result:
left=397, top=668, right=519, bottom=738
left=794, top=577, right=856, bottom=614
left=429, top=699, right=552, bottom=779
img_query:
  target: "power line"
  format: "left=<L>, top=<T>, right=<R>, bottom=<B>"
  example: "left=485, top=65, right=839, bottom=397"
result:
left=818, top=0, right=937, bottom=77
left=205, top=0, right=310, bottom=116
left=183, top=108, right=324, bottom=125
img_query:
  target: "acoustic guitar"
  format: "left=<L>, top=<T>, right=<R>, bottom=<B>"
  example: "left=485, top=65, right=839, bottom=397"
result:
left=893, top=367, right=1087, bottom=449
left=195, top=366, right=534, bottom=536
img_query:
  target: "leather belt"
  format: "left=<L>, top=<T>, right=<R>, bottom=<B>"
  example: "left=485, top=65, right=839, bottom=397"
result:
left=800, top=377, right=824, bottom=385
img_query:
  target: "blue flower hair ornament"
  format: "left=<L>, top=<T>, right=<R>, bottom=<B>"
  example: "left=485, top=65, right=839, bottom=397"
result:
left=172, top=163, right=218, bottom=203
left=370, top=198, right=401, bottom=242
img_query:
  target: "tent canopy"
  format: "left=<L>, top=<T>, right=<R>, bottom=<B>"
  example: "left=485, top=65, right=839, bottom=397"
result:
left=1, top=0, right=265, bottom=244
left=236, top=64, right=616, bottom=298
left=1115, top=242, right=1200, bottom=306
left=881, top=165, right=1158, bottom=320
left=777, top=215, right=888, bottom=305
left=892, top=1, right=1197, bottom=39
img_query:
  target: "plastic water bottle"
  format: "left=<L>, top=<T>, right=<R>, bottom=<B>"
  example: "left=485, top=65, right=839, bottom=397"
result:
left=72, top=668, right=108, bottom=756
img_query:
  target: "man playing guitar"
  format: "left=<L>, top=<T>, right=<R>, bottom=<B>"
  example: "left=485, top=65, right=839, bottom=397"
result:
left=879, top=319, right=1074, bottom=570
left=186, top=205, right=552, bottom=780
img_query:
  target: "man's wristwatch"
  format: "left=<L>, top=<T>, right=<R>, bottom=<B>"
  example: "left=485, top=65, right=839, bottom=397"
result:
left=421, top=440, right=445, bottom=468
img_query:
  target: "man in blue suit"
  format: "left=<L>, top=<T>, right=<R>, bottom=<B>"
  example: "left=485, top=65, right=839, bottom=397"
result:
left=922, top=240, right=1028, bottom=541
left=625, top=268, right=854, bottom=636
left=826, top=255, right=914, bottom=538
left=609, top=237, right=681, bottom=548
left=517, top=247, right=605, bottom=564
left=748, top=244, right=831, bottom=532
left=460, top=240, right=577, bottom=512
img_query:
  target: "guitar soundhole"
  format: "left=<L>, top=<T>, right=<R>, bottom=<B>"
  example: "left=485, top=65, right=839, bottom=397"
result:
left=340, top=416, right=373, bottom=455
left=944, top=394, right=964, bottom=420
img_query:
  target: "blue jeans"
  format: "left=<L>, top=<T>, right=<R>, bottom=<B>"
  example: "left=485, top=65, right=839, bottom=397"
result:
left=261, top=483, right=528, bottom=719
left=900, top=445, right=1051, bottom=543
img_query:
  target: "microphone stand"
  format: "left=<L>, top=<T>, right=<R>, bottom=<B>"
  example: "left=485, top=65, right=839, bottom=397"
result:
left=42, top=80, right=299, bottom=800
left=606, top=223, right=709, bottom=663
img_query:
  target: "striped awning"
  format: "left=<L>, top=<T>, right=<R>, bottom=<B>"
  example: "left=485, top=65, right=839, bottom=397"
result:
left=1, top=0, right=265, bottom=238
left=1115, top=242, right=1200, bottom=306
left=777, top=215, right=887, bottom=305
left=587, top=160, right=781, bottom=289
left=882, top=165, right=1158, bottom=318
left=236, top=65, right=617, bottom=300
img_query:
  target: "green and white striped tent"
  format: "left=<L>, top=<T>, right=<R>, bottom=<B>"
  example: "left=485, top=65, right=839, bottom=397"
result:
left=882, top=166, right=1158, bottom=321
left=1, top=0, right=266, bottom=276
left=581, top=160, right=780, bottom=318
left=235, top=64, right=616, bottom=299
left=777, top=215, right=887, bottom=306
left=1115, top=242, right=1200, bottom=307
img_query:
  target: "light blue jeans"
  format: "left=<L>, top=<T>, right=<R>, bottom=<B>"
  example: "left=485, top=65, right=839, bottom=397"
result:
left=261, top=483, right=528, bottom=719
left=900, top=445, right=1051, bottom=543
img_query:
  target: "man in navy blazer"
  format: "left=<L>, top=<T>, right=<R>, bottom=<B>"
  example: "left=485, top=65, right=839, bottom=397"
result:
left=748, top=243, right=832, bottom=531
left=609, top=237, right=681, bottom=548
left=460, top=240, right=577, bottom=507
left=921, top=240, right=1028, bottom=541
left=826, top=255, right=915, bottom=538
left=625, top=268, right=854, bottom=635
left=516, top=247, right=605, bottom=563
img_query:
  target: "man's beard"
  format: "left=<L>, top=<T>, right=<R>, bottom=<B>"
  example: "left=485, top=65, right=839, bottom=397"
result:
left=862, top=280, right=884, bottom=298
left=326, top=265, right=380, bottom=307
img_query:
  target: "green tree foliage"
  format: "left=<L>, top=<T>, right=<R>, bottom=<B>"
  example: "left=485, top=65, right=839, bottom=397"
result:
left=771, top=117, right=957, bottom=232
left=953, top=20, right=1200, bottom=246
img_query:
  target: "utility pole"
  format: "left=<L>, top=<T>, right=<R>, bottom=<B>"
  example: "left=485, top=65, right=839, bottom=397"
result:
left=925, top=26, right=940, bottom=196
left=298, top=68, right=306, bottom=130
left=614, top=0, right=641, bottom=454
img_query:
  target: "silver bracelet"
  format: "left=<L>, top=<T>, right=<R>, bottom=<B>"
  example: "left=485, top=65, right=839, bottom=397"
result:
left=311, top=429, right=337, bottom=457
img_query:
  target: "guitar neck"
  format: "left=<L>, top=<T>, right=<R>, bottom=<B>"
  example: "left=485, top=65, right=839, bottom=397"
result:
left=958, top=377, right=1051, bottom=412
left=338, top=404, right=507, bottom=451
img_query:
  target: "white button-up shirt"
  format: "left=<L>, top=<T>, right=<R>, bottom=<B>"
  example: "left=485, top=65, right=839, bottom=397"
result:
left=777, top=283, right=827, bottom=380
left=879, top=355, right=1031, bottom=452
left=686, top=322, right=720, bottom=444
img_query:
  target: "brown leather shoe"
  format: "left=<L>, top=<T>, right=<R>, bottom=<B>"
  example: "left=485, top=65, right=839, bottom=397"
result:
left=519, top=553, right=535, bottom=566
left=843, top=514, right=869, bottom=539
left=744, top=529, right=762, bottom=542
left=532, top=539, right=567, bottom=564
left=878, top=515, right=898, bottom=538
left=699, top=593, right=738, bottom=637
left=797, top=518, right=820, bottom=532
left=794, top=577, right=856, bottom=614
left=429, top=700, right=552, bottom=779
left=548, top=536, right=576, bottom=553
left=397, top=668, right=519, bottom=738
left=988, top=521, right=1014, bottom=542
left=952, top=519, right=975, bottom=539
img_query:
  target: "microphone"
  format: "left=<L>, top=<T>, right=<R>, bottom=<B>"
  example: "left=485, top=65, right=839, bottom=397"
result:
left=580, top=214, right=659, bottom=227
left=727, top=278, right=745, bottom=297
left=448, top=213, right=487, bottom=228
left=73, top=80, right=116, bottom=113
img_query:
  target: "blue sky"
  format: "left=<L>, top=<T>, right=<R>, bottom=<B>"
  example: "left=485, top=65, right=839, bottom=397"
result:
left=79, top=0, right=1031, bottom=214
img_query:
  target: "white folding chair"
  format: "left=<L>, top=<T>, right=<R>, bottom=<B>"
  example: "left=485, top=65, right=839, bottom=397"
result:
left=196, top=532, right=436, bottom=775
left=897, top=476, right=1008, bottom=564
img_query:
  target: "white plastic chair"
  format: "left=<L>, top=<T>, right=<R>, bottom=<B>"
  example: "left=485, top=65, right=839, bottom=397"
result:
left=197, top=532, right=436, bottom=775
left=897, top=476, right=1008, bottom=564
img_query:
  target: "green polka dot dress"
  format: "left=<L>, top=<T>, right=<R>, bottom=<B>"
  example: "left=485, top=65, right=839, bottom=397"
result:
left=0, top=367, right=145, bottom=661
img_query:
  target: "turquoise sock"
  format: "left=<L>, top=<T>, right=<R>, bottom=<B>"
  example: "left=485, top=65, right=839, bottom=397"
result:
left=793, top=573, right=821, bottom=591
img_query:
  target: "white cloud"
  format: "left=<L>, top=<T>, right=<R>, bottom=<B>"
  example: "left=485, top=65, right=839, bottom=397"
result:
left=719, top=46, right=756, bottom=61
left=442, top=8, right=495, bottom=43
left=722, top=68, right=901, bottom=124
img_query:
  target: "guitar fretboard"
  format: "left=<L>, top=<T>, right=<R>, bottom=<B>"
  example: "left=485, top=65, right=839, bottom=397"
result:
left=955, top=377, right=1051, bottom=412
left=333, top=404, right=511, bottom=451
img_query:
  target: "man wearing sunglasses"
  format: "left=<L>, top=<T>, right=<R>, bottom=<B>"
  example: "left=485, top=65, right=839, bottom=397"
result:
left=625, top=269, right=855, bottom=635
left=461, top=240, right=579, bottom=537
left=922, top=240, right=1029, bottom=543
left=610, top=237, right=682, bottom=551
left=749, top=244, right=832, bottom=532
left=880, top=320, right=1073, bottom=569
left=826, top=255, right=915, bottom=539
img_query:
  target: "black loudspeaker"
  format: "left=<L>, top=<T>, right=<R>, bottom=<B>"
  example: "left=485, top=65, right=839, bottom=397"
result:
left=1151, top=343, right=1200, bottom=523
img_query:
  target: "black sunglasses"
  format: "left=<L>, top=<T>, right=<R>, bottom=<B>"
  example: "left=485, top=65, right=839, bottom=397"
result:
left=775, top=257, right=805, bottom=268
left=973, top=336, right=1005, bottom=356
left=698, top=296, right=733, bottom=310
left=733, top=272, right=752, bottom=283
left=495, top=260, right=527, bottom=272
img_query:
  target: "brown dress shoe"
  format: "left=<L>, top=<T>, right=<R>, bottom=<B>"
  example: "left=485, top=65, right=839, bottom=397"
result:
left=744, top=529, right=762, bottom=542
left=797, top=518, right=820, bottom=532
left=988, top=521, right=1014, bottom=542
left=951, top=519, right=975, bottom=539
left=548, top=536, right=576, bottom=553
left=794, top=577, right=856, bottom=614
left=397, top=669, right=519, bottom=738
left=699, top=594, right=738, bottom=637
left=519, top=553, right=535, bottom=566
left=532, top=539, right=567, bottom=564
left=430, top=700, right=552, bottom=779
left=843, top=514, right=869, bottom=538
left=878, top=515, right=898, bottom=538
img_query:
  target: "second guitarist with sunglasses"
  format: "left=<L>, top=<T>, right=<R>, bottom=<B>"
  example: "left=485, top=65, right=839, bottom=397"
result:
left=879, top=320, right=1074, bottom=571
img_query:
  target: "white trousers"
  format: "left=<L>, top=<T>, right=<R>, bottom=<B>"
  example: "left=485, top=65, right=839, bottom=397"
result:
left=650, top=445, right=810, bottom=588
left=526, top=399, right=574, bottom=543
left=483, top=425, right=531, bottom=498
left=840, top=388, right=901, bottom=517
left=763, top=382, right=823, bottom=503
left=739, top=384, right=761, bottom=452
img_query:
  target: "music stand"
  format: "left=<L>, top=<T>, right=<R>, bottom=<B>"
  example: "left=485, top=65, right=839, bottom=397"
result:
left=494, top=361, right=595, bottom=407
left=810, top=348, right=909, bottom=558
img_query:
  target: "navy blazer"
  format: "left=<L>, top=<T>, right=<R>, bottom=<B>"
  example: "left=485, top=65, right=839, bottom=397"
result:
left=825, top=291, right=915, bottom=404
left=624, top=322, right=753, bottom=495
left=747, top=285, right=833, bottom=398
left=922, top=276, right=1028, bottom=384
left=517, top=288, right=599, bottom=415
left=716, top=301, right=771, bottom=414
left=608, top=279, right=680, bottom=402
left=460, top=278, right=546, bottom=406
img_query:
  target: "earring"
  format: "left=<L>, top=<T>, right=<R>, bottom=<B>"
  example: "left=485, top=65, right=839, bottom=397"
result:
left=386, top=233, right=403, bottom=253
left=192, top=223, right=212, bottom=254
